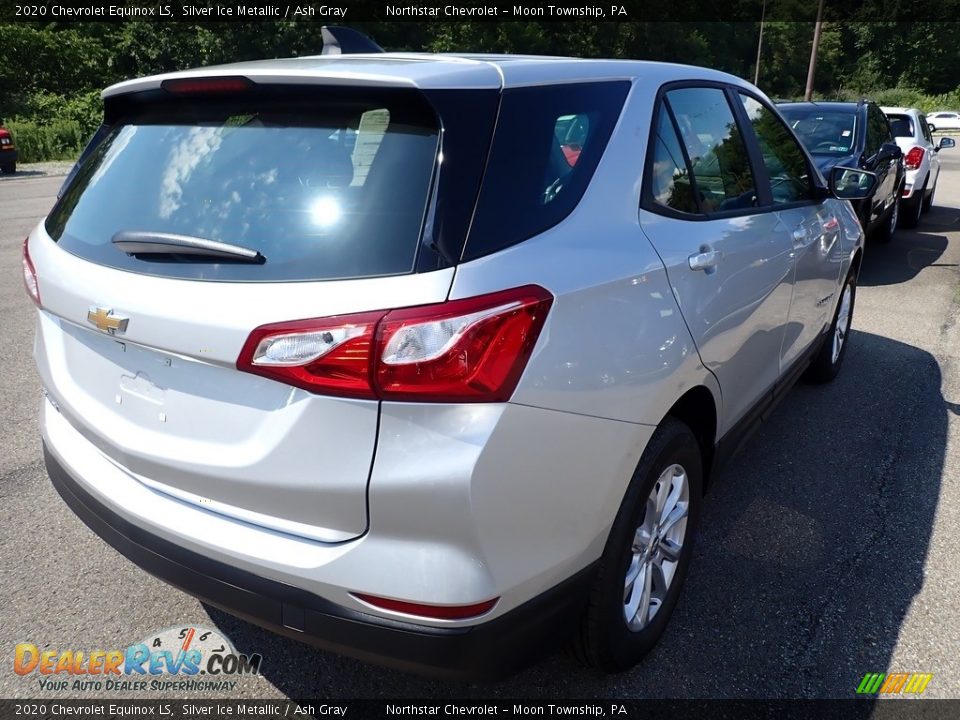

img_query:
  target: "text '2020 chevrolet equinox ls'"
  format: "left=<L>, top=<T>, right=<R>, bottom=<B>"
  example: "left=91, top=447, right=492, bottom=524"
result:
left=27, top=42, right=876, bottom=679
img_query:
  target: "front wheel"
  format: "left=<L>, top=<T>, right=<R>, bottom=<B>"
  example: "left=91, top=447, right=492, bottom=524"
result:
left=805, top=272, right=856, bottom=383
left=573, top=418, right=702, bottom=673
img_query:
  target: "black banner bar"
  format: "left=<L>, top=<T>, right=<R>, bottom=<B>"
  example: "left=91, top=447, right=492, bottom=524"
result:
left=3, top=0, right=960, bottom=23
left=2, top=699, right=960, bottom=720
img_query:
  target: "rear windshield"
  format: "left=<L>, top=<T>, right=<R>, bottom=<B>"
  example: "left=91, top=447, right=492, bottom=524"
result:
left=46, top=89, right=440, bottom=282
left=886, top=114, right=913, bottom=138
left=778, top=107, right=857, bottom=156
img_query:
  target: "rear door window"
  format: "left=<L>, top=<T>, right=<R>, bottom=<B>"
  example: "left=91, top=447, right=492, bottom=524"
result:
left=46, top=89, right=440, bottom=282
left=647, top=104, right=699, bottom=214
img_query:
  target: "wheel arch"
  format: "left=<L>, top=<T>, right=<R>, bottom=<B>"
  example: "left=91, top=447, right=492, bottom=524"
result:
left=850, top=247, right=864, bottom=279
left=663, top=385, right=719, bottom=493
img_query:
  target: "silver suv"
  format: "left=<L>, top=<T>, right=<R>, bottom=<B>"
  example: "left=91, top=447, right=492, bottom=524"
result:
left=26, top=48, right=875, bottom=678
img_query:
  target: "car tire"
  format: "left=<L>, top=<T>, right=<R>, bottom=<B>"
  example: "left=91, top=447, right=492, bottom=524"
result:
left=572, top=417, right=702, bottom=673
left=872, top=197, right=898, bottom=243
left=804, top=271, right=856, bottom=384
left=922, top=181, right=935, bottom=213
left=0, top=163, right=14, bottom=174
left=901, top=179, right=925, bottom=228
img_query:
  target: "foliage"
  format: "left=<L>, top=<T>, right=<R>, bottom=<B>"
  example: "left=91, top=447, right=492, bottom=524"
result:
left=6, top=118, right=87, bottom=163
left=1, top=20, right=958, bottom=162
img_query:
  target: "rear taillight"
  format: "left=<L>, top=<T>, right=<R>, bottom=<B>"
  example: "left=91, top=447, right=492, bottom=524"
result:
left=375, top=286, right=553, bottom=402
left=22, top=238, right=40, bottom=306
left=236, top=285, right=553, bottom=403
left=237, top=311, right=383, bottom=399
left=904, top=147, right=925, bottom=170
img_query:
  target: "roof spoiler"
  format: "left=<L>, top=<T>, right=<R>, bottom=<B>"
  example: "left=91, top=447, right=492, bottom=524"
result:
left=321, top=26, right=384, bottom=55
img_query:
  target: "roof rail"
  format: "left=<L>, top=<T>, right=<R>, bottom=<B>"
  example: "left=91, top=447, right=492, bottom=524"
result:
left=320, top=26, right=384, bottom=55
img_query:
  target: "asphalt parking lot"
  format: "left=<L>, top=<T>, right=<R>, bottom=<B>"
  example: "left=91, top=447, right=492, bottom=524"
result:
left=2, top=153, right=960, bottom=700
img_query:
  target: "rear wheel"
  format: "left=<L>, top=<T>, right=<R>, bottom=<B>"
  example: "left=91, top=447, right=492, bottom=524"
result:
left=922, top=180, right=935, bottom=213
left=901, top=179, right=926, bottom=228
left=0, top=163, right=14, bottom=174
left=805, top=271, right=856, bottom=383
left=573, top=418, right=702, bottom=672
left=873, top=198, right=898, bottom=243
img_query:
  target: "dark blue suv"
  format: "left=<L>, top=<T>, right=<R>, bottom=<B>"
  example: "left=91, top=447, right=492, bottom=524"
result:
left=778, top=100, right=905, bottom=242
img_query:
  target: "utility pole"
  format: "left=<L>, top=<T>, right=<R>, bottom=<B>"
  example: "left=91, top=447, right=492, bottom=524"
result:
left=804, top=0, right=826, bottom=101
left=754, top=0, right=766, bottom=86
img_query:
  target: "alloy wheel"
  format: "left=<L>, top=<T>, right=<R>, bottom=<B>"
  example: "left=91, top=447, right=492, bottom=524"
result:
left=623, top=463, right=689, bottom=632
left=832, top=282, right=853, bottom=364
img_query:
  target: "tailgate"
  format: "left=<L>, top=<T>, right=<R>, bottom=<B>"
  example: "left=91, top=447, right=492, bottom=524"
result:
left=32, top=231, right=453, bottom=542
left=29, top=83, right=459, bottom=543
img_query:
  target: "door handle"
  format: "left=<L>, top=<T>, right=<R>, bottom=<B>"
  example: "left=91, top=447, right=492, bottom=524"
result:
left=688, top=249, right=722, bottom=271
left=792, top=227, right=808, bottom=246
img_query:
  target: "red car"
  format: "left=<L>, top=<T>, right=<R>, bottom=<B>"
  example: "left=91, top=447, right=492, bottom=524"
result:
left=0, top=126, right=17, bottom=174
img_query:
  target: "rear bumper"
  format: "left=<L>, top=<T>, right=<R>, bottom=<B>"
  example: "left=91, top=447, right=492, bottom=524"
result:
left=45, top=445, right=596, bottom=679
left=901, top=167, right=925, bottom=199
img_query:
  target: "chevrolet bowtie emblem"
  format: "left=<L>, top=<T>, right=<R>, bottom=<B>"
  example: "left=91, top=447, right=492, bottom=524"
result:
left=87, top=306, right=129, bottom=335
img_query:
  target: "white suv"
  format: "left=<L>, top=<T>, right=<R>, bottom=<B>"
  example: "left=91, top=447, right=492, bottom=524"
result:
left=882, top=106, right=955, bottom=226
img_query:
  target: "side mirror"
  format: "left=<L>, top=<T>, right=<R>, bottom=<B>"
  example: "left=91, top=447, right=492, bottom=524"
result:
left=938, top=137, right=956, bottom=150
left=829, top=166, right=878, bottom=201
left=877, top=142, right=902, bottom=163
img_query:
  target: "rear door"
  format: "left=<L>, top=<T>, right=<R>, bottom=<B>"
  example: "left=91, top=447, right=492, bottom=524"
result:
left=32, top=83, right=453, bottom=542
left=639, top=85, right=794, bottom=432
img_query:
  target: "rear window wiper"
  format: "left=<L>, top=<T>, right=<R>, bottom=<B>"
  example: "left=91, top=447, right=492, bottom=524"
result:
left=111, top=231, right=265, bottom=263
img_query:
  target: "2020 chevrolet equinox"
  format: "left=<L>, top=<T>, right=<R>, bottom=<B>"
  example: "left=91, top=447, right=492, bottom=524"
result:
left=26, top=44, right=876, bottom=678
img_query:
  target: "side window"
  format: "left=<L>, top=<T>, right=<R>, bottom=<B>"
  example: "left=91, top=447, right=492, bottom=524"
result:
left=865, top=107, right=883, bottom=157
left=648, top=103, right=699, bottom=214
left=739, top=94, right=814, bottom=204
left=867, top=105, right=891, bottom=156
left=879, top=107, right=894, bottom=144
left=464, top=81, right=631, bottom=261
left=666, top=87, right=757, bottom=213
